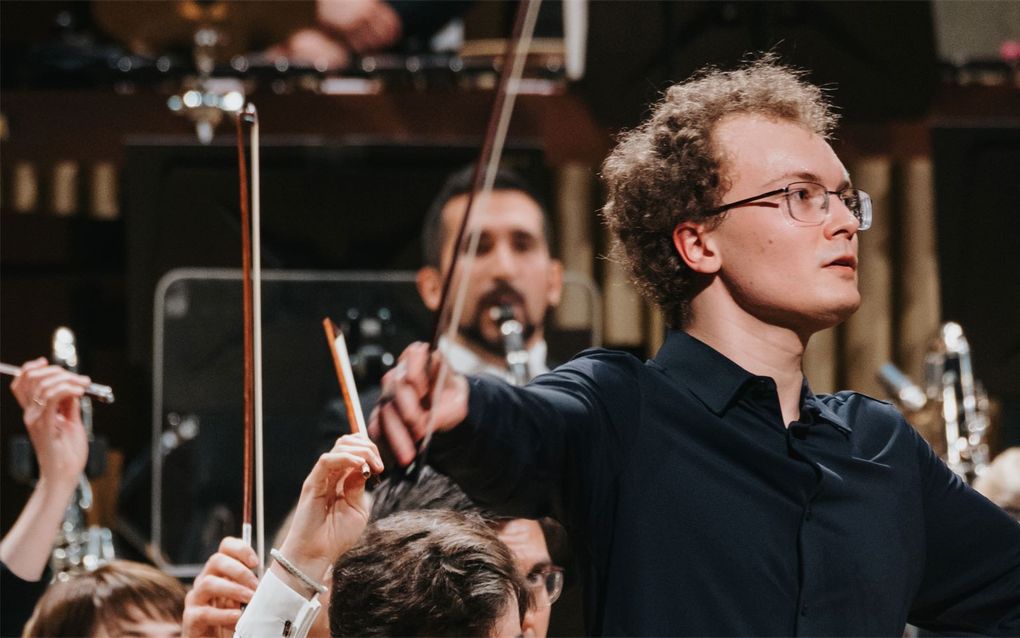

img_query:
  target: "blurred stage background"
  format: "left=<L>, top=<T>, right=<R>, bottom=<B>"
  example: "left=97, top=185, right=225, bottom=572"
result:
left=1, top=0, right=1018, bottom=568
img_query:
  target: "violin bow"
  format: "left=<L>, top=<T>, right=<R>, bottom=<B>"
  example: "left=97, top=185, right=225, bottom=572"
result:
left=322, top=319, right=377, bottom=481
left=420, top=0, right=543, bottom=456
left=235, top=103, right=266, bottom=576
left=322, top=318, right=369, bottom=438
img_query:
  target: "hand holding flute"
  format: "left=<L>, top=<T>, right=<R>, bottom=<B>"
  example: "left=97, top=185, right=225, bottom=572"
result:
left=1, top=360, right=114, bottom=404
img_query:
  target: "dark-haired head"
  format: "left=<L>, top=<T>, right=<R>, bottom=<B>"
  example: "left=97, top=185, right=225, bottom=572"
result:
left=421, top=165, right=554, bottom=268
left=415, top=165, right=564, bottom=358
left=330, top=509, right=529, bottom=637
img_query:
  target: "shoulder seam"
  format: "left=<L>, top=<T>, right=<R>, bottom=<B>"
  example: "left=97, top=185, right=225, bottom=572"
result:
left=822, top=390, right=894, bottom=407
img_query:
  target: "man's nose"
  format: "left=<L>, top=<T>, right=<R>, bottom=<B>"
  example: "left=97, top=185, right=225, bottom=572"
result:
left=825, top=195, right=860, bottom=238
left=522, top=607, right=540, bottom=634
left=488, top=241, right=518, bottom=278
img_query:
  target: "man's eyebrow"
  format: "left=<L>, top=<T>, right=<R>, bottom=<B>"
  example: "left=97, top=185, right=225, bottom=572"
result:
left=461, top=227, right=492, bottom=246
left=527, top=560, right=554, bottom=574
left=766, top=171, right=851, bottom=190
left=511, top=229, right=540, bottom=241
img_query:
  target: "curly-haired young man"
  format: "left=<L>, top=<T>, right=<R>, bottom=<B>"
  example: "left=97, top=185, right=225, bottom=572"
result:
left=372, top=56, right=1020, bottom=635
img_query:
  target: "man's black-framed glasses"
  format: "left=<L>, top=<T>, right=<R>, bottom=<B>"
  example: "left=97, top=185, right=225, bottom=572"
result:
left=708, top=181, right=872, bottom=231
left=526, top=565, right=565, bottom=607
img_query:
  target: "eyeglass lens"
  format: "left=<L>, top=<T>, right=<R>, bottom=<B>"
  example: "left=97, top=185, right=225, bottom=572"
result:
left=529, top=568, right=564, bottom=606
left=544, top=569, right=564, bottom=604
left=786, top=182, right=871, bottom=230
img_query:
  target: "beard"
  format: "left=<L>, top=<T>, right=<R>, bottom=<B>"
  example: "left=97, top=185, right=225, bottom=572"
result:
left=459, top=281, right=537, bottom=358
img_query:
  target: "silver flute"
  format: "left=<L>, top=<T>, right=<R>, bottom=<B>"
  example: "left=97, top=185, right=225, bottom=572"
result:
left=491, top=304, right=529, bottom=386
left=0, top=362, right=115, bottom=404
left=925, top=322, right=991, bottom=483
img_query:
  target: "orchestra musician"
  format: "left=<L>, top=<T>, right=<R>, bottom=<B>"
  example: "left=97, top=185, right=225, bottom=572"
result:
left=184, top=462, right=568, bottom=638
left=370, top=465, right=567, bottom=638
left=377, top=164, right=584, bottom=637
left=415, top=164, right=564, bottom=383
left=327, top=509, right=529, bottom=638
left=322, top=164, right=563, bottom=430
left=183, top=467, right=566, bottom=638
left=229, top=435, right=529, bottom=638
left=370, top=55, right=1020, bottom=635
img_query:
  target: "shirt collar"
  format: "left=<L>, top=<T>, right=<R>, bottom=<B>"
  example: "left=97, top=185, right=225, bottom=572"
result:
left=652, top=330, right=756, bottom=415
left=651, top=330, right=853, bottom=433
left=801, top=386, right=853, bottom=434
left=439, top=336, right=549, bottom=382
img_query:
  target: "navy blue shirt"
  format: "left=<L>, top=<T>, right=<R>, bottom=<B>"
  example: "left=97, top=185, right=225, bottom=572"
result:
left=430, top=330, right=1020, bottom=636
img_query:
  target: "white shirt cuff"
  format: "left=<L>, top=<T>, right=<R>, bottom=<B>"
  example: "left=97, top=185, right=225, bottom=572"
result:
left=234, top=569, right=322, bottom=638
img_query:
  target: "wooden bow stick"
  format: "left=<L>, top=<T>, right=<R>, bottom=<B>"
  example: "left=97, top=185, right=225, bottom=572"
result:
left=430, top=0, right=543, bottom=349
left=322, top=319, right=374, bottom=480
left=235, top=102, right=266, bottom=575
left=420, top=0, right=543, bottom=456
left=322, top=319, right=369, bottom=438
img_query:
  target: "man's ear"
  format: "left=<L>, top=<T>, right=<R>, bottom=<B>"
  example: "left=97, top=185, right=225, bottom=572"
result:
left=546, top=258, right=564, bottom=308
left=416, top=266, right=443, bottom=311
left=673, top=221, right=721, bottom=274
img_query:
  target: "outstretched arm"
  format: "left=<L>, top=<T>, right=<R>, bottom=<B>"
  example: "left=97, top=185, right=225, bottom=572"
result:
left=368, top=341, right=638, bottom=524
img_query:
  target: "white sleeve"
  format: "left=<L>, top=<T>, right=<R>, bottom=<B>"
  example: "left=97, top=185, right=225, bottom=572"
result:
left=234, top=569, right=322, bottom=638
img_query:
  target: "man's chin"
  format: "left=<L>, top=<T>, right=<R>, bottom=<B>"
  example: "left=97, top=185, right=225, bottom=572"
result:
left=834, top=291, right=862, bottom=320
left=459, top=324, right=509, bottom=359
left=806, top=296, right=861, bottom=333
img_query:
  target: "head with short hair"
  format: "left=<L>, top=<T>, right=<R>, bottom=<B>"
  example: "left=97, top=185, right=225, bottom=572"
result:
left=421, top=165, right=553, bottom=268
left=330, top=509, right=529, bottom=637
left=369, top=467, right=564, bottom=638
left=416, top=165, right=563, bottom=357
left=22, top=560, right=186, bottom=638
left=600, top=54, right=838, bottom=326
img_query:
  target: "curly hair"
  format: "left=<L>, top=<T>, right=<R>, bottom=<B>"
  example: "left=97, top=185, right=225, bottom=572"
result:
left=600, top=54, right=838, bottom=326
left=330, top=509, right=529, bottom=637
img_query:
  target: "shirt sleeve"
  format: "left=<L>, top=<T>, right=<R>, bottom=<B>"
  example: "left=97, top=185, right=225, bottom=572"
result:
left=907, top=424, right=1020, bottom=635
left=234, top=570, right=322, bottom=638
left=429, top=351, right=642, bottom=528
left=1, top=561, right=50, bottom=637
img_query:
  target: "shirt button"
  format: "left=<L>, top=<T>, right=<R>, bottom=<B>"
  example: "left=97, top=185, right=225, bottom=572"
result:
left=804, top=505, right=812, bottom=521
left=801, top=603, right=808, bottom=617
